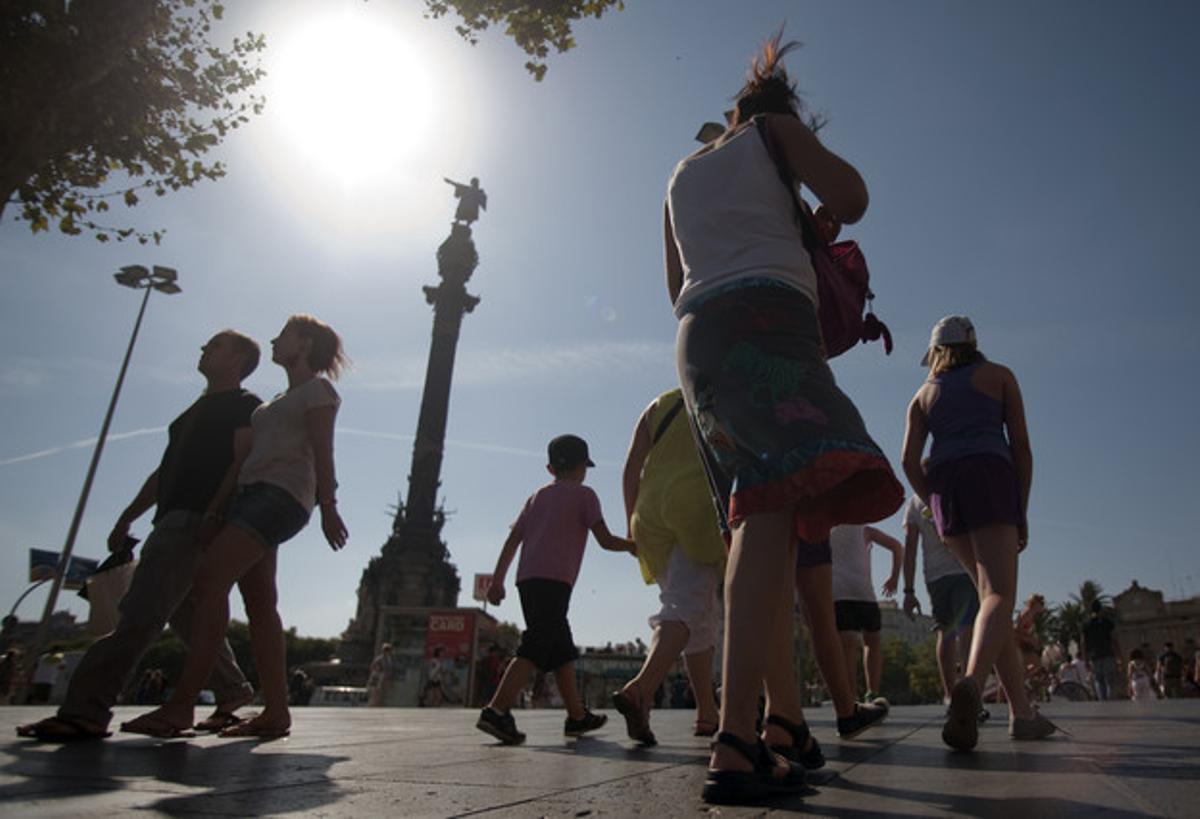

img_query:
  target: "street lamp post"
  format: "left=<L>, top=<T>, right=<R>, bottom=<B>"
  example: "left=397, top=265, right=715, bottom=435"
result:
left=29, top=266, right=181, bottom=665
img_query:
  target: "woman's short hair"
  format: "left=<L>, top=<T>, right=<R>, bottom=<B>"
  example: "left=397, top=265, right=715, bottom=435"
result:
left=287, top=314, right=349, bottom=379
left=731, top=29, right=823, bottom=130
left=926, top=343, right=985, bottom=375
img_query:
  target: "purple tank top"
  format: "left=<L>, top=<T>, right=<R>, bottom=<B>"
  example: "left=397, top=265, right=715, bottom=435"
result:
left=926, top=363, right=1012, bottom=468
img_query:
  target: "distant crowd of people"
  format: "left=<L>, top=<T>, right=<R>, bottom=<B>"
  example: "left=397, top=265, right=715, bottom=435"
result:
left=11, top=28, right=1198, bottom=811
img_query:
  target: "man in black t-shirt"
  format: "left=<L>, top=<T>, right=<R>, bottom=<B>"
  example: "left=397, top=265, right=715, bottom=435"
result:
left=1080, top=600, right=1122, bottom=701
left=18, top=331, right=263, bottom=741
left=1157, top=642, right=1184, bottom=698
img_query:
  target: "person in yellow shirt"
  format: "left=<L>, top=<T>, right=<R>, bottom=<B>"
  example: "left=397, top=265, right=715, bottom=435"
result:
left=613, top=389, right=726, bottom=746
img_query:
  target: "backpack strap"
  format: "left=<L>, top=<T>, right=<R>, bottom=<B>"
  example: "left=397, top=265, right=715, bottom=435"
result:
left=651, top=398, right=685, bottom=446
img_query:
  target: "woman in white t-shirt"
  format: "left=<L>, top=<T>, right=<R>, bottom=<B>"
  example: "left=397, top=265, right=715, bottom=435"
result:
left=122, top=315, right=349, bottom=740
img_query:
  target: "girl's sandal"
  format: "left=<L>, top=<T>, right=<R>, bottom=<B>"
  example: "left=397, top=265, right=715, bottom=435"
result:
left=612, top=689, right=656, bottom=746
left=765, top=714, right=826, bottom=770
left=693, top=718, right=718, bottom=738
left=701, top=731, right=811, bottom=805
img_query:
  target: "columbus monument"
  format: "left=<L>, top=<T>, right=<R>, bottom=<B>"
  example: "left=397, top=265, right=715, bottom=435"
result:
left=337, top=178, right=488, bottom=667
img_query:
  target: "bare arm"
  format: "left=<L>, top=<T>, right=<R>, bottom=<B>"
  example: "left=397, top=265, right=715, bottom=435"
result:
left=486, top=528, right=523, bottom=605
left=591, top=520, right=638, bottom=555
left=622, top=403, right=655, bottom=535
left=664, top=201, right=684, bottom=305
left=108, top=469, right=159, bottom=551
left=865, top=525, right=904, bottom=597
left=901, top=523, right=921, bottom=619
left=767, top=113, right=869, bottom=224
left=901, top=393, right=931, bottom=505
left=306, top=403, right=347, bottom=551
left=1001, top=366, right=1033, bottom=545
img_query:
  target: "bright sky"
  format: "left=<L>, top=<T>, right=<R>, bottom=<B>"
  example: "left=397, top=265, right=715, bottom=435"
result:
left=2, top=0, right=1198, bottom=647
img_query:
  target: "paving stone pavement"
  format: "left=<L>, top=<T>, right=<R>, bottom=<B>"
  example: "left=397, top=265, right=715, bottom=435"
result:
left=1, top=700, right=1197, bottom=817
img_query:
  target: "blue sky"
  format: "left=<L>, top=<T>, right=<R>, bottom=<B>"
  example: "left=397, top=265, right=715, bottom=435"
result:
left=2, top=0, right=1198, bottom=646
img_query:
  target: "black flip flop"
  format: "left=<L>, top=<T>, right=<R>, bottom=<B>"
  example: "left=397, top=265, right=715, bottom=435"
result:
left=17, top=716, right=111, bottom=743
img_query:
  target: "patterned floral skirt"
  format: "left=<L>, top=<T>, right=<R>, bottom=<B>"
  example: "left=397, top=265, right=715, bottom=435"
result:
left=675, top=280, right=903, bottom=545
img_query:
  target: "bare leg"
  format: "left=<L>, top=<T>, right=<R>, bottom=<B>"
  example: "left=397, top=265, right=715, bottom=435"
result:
left=125, top=527, right=265, bottom=730
left=709, top=509, right=796, bottom=777
left=863, top=630, right=883, bottom=695
left=763, top=536, right=802, bottom=723
left=237, top=550, right=290, bottom=731
left=944, top=526, right=1034, bottom=721
left=620, top=620, right=689, bottom=716
left=936, top=630, right=957, bottom=702
left=840, top=631, right=862, bottom=699
left=683, top=646, right=719, bottom=727
left=796, top=563, right=859, bottom=718
left=489, top=657, right=536, bottom=713
left=554, top=662, right=585, bottom=720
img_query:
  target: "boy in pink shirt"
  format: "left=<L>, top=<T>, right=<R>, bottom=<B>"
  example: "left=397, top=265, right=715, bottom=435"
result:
left=476, top=434, right=637, bottom=745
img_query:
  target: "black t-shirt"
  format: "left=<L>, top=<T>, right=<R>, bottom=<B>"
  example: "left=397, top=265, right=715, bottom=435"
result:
left=1159, top=650, right=1184, bottom=679
left=1081, top=616, right=1115, bottom=660
left=154, top=388, right=261, bottom=521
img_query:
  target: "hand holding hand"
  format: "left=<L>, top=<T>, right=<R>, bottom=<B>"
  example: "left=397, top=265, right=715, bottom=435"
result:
left=107, top=518, right=132, bottom=552
left=321, top=505, right=348, bottom=551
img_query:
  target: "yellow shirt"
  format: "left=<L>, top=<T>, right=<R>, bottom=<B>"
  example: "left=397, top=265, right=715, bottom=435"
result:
left=630, top=389, right=726, bottom=584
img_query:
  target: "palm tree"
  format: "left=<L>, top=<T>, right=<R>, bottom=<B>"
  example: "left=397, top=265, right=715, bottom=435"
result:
left=1070, top=580, right=1113, bottom=615
left=1049, top=601, right=1088, bottom=655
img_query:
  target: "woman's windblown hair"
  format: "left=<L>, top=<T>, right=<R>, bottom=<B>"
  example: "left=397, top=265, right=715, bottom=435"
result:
left=732, top=28, right=823, bottom=130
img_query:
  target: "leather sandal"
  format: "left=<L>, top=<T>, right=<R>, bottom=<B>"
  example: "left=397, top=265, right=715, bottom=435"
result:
left=765, top=714, right=825, bottom=770
left=701, top=731, right=810, bottom=805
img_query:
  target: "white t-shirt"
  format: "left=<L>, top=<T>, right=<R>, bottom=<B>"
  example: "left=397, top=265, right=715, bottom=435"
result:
left=239, top=376, right=340, bottom=513
left=903, top=496, right=966, bottom=584
left=667, top=122, right=818, bottom=316
left=830, top=525, right=876, bottom=602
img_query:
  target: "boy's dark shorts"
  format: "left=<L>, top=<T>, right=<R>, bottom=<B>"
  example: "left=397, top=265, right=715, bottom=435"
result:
left=928, top=573, right=979, bottom=632
left=516, top=579, right=579, bottom=673
left=835, top=599, right=882, bottom=633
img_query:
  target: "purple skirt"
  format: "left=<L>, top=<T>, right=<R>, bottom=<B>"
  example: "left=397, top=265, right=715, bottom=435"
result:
left=927, top=453, right=1023, bottom=538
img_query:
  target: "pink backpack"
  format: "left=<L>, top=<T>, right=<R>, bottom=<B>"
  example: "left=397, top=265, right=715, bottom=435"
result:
left=755, top=117, right=892, bottom=359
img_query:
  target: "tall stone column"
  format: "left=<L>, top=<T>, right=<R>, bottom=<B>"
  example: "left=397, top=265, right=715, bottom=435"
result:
left=338, top=189, right=486, bottom=667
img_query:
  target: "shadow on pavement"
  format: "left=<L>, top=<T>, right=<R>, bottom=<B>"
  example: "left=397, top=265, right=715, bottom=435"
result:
left=1, top=736, right=349, bottom=813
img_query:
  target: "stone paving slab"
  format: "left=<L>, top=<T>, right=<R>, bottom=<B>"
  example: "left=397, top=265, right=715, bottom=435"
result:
left=0, top=700, right=1196, bottom=816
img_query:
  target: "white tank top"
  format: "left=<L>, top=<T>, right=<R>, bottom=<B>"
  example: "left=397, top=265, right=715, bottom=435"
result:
left=667, top=123, right=817, bottom=316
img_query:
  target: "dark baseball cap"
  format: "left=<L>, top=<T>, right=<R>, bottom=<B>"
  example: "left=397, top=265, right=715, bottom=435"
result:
left=548, top=434, right=595, bottom=470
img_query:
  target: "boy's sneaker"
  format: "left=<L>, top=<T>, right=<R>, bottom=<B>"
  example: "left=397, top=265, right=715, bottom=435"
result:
left=1009, top=707, right=1061, bottom=741
left=864, top=691, right=890, bottom=712
left=564, top=709, right=607, bottom=737
left=476, top=707, right=525, bottom=745
left=836, top=702, right=887, bottom=739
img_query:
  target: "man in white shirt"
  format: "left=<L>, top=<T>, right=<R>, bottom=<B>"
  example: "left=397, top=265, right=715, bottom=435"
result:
left=901, top=495, right=980, bottom=705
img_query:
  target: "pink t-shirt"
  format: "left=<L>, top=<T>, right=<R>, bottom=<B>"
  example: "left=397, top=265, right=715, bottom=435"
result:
left=513, top=481, right=603, bottom=587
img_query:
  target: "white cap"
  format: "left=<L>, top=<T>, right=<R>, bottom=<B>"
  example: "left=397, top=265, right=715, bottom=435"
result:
left=920, top=315, right=976, bottom=365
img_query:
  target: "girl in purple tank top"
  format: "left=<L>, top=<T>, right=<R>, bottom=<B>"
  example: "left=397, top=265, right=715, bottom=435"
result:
left=901, top=315, right=1059, bottom=750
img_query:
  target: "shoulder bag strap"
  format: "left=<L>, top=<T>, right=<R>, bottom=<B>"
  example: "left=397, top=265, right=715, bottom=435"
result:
left=651, top=398, right=685, bottom=446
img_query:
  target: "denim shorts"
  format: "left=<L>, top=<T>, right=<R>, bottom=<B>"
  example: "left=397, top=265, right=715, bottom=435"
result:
left=226, top=482, right=309, bottom=549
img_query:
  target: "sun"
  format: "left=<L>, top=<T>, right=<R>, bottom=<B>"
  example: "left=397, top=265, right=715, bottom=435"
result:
left=270, top=9, right=433, bottom=185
